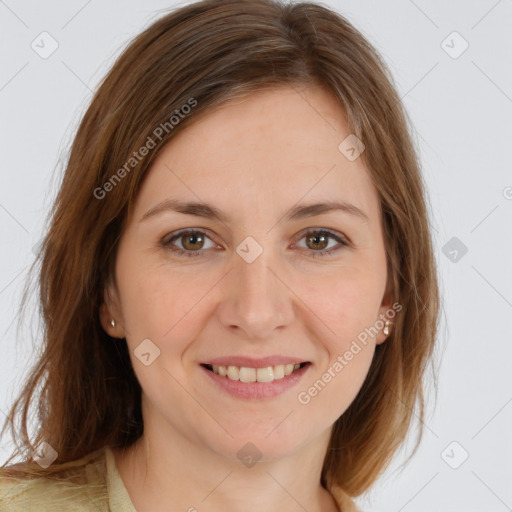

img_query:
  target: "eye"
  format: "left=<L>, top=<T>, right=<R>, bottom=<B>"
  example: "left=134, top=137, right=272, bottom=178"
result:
left=161, top=229, right=217, bottom=257
left=293, top=229, right=349, bottom=257
left=160, top=228, right=349, bottom=258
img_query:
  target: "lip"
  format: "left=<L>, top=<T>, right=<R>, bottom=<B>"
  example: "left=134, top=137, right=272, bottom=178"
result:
left=200, top=362, right=311, bottom=400
left=202, top=355, right=309, bottom=368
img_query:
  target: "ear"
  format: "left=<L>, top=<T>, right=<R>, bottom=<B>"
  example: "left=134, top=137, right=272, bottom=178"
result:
left=375, top=271, right=396, bottom=346
left=99, top=280, right=126, bottom=339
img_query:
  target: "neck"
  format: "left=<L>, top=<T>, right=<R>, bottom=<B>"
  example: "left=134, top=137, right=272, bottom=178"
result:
left=112, top=417, right=339, bottom=512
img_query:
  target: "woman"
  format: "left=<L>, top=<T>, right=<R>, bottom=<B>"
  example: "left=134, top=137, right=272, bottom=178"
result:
left=0, top=0, right=440, bottom=510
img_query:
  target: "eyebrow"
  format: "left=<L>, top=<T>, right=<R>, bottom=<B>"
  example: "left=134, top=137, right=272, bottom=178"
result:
left=139, top=198, right=369, bottom=224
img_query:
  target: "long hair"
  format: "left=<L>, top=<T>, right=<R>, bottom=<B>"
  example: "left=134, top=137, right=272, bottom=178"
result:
left=1, top=0, right=441, bottom=499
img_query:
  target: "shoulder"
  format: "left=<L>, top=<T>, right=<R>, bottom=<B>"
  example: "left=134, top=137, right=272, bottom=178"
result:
left=0, top=448, right=109, bottom=512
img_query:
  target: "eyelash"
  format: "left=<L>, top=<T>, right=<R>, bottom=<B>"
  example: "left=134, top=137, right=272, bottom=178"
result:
left=161, top=228, right=349, bottom=258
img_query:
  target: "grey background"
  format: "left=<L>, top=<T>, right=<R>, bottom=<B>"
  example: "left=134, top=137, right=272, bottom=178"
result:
left=1, top=0, right=511, bottom=510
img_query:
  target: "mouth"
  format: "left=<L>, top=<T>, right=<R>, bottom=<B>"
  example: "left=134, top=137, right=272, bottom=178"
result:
left=200, top=361, right=311, bottom=399
left=201, top=362, right=310, bottom=383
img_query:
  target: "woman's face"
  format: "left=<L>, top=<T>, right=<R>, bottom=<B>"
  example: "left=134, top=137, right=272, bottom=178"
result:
left=102, top=84, right=394, bottom=462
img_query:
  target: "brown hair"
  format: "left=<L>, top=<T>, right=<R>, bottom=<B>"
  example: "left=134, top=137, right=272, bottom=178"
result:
left=1, top=0, right=441, bottom=499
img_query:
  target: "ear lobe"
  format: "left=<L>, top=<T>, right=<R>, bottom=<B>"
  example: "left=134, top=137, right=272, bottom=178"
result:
left=99, top=282, right=124, bottom=338
left=375, top=273, right=396, bottom=345
left=375, top=319, right=393, bottom=345
left=99, top=301, right=112, bottom=332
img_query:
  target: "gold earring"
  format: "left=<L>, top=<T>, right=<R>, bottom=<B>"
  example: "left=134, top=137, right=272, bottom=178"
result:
left=110, top=319, right=116, bottom=328
left=383, top=320, right=391, bottom=336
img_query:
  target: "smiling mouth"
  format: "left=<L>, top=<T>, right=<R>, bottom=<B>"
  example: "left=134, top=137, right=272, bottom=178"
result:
left=201, top=362, right=310, bottom=383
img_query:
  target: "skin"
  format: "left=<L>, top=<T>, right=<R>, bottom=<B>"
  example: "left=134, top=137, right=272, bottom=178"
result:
left=100, top=84, right=394, bottom=512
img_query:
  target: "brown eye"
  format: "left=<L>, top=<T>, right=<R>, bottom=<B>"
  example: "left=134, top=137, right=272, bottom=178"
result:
left=162, top=228, right=348, bottom=259
left=295, top=229, right=348, bottom=257
left=162, top=229, right=216, bottom=257
left=305, top=232, right=329, bottom=251
left=181, top=232, right=205, bottom=251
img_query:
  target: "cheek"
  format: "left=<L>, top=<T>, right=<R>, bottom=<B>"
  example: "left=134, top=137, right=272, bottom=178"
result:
left=296, top=280, right=378, bottom=420
left=297, top=268, right=384, bottom=343
left=116, top=266, right=211, bottom=415
left=297, top=271, right=381, bottom=400
left=118, top=257, right=212, bottom=340
left=296, top=346, right=374, bottom=427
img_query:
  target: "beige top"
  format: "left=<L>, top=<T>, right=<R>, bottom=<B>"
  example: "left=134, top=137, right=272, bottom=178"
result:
left=0, top=447, right=136, bottom=511
left=0, top=446, right=360, bottom=511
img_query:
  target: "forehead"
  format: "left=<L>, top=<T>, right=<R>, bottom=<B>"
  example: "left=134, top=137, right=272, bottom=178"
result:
left=132, top=85, right=380, bottom=223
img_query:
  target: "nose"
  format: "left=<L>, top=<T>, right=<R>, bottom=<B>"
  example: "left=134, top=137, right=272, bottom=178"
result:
left=216, top=244, right=295, bottom=341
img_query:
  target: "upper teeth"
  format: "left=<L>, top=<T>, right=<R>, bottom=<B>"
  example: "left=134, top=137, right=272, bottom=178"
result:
left=211, top=363, right=302, bottom=383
